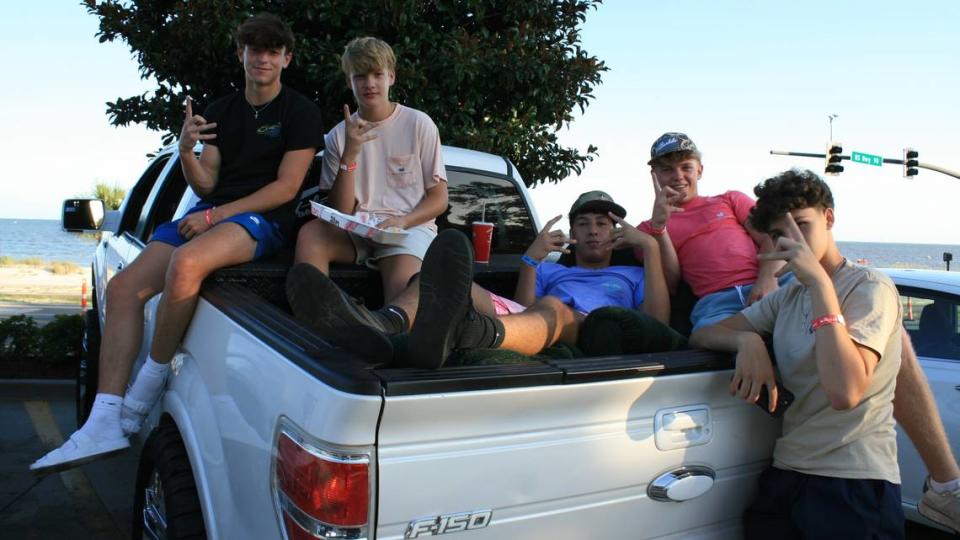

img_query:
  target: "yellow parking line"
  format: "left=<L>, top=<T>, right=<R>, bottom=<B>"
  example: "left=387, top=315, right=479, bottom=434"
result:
left=24, top=401, right=122, bottom=540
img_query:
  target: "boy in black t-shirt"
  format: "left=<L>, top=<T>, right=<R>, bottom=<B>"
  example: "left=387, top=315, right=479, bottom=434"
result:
left=31, top=13, right=323, bottom=474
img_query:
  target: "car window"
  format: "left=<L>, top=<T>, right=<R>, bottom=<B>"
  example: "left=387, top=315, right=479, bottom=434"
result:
left=118, top=154, right=172, bottom=235
left=439, top=168, right=537, bottom=254
left=900, top=289, right=960, bottom=361
left=136, top=161, right=188, bottom=243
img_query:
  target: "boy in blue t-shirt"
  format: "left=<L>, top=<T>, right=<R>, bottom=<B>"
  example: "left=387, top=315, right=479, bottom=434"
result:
left=293, top=190, right=684, bottom=367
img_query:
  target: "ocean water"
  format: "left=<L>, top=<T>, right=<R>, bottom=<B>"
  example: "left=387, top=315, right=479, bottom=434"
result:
left=0, top=219, right=99, bottom=266
left=0, top=219, right=957, bottom=271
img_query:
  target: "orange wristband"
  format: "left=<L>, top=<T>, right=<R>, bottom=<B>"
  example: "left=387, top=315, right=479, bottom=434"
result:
left=339, top=162, right=358, bottom=172
left=205, top=207, right=215, bottom=227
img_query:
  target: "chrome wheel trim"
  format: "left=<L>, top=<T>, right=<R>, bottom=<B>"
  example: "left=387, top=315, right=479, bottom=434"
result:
left=142, top=469, right=167, bottom=540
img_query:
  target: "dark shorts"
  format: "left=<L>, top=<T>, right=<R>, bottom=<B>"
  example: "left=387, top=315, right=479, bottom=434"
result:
left=149, top=203, right=285, bottom=260
left=745, top=467, right=904, bottom=540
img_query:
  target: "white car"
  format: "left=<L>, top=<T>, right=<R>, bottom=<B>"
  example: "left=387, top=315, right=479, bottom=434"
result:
left=884, top=268, right=960, bottom=531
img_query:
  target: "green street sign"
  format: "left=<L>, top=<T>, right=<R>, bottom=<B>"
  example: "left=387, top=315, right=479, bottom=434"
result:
left=851, top=151, right=883, bottom=167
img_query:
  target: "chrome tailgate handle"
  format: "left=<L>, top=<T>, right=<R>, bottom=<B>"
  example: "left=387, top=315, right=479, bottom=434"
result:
left=648, top=466, right=716, bottom=503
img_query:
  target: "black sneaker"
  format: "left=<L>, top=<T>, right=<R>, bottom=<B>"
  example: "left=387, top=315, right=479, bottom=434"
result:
left=407, top=230, right=475, bottom=369
left=286, top=263, right=393, bottom=363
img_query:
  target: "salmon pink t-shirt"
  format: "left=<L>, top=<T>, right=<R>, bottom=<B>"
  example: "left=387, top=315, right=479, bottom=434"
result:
left=639, top=191, right=759, bottom=297
left=320, top=104, right=447, bottom=231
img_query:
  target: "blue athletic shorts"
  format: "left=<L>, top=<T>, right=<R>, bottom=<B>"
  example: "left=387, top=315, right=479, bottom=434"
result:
left=690, top=274, right=794, bottom=332
left=744, top=467, right=903, bottom=540
left=149, top=203, right=285, bottom=260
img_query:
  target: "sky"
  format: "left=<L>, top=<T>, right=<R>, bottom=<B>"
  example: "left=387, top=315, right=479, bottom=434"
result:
left=1, top=1, right=957, bottom=244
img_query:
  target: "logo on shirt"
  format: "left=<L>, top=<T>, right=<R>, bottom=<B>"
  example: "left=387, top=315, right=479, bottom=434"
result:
left=716, top=211, right=726, bottom=218
left=257, top=122, right=282, bottom=139
left=249, top=216, right=261, bottom=226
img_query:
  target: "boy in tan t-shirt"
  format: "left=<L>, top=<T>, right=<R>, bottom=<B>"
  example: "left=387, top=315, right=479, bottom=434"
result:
left=288, top=37, right=448, bottom=357
left=694, top=169, right=904, bottom=538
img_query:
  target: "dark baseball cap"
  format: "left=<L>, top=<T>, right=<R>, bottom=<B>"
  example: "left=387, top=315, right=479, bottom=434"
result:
left=569, top=190, right=626, bottom=220
left=648, top=132, right=700, bottom=164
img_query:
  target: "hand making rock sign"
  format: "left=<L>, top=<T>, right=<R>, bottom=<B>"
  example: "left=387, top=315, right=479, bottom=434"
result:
left=525, top=215, right=575, bottom=261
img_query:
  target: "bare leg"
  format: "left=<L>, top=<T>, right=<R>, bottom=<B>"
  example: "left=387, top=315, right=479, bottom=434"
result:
left=385, top=274, right=501, bottom=330
left=150, top=223, right=257, bottom=363
left=895, top=328, right=960, bottom=482
left=377, top=254, right=423, bottom=304
left=294, top=219, right=356, bottom=271
left=98, top=242, right=175, bottom=396
left=498, top=296, right=581, bottom=355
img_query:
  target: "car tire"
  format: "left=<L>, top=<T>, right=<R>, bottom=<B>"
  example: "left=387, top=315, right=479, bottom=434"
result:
left=131, top=423, right=207, bottom=540
left=75, top=292, right=100, bottom=428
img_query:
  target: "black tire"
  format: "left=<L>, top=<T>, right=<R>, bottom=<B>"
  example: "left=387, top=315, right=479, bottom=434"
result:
left=76, top=294, right=100, bottom=428
left=131, top=423, right=207, bottom=540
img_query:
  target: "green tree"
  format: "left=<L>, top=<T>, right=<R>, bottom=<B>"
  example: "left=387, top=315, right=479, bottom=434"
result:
left=85, top=0, right=606, bottom=186
left=93, top=182, right=126, bottom=210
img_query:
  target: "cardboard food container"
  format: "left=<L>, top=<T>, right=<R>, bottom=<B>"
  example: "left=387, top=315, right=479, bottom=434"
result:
left=310, top=201, right=409, bottom=246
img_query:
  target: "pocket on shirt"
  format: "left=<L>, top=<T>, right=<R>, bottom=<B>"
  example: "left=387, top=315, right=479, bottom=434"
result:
left=387, top=154, right=422, bottom=187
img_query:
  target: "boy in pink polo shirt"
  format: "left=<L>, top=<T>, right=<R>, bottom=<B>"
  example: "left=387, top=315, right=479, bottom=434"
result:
left=289, top=37, right=448, bottom=351
left=640, top=132, right=960, bottom=532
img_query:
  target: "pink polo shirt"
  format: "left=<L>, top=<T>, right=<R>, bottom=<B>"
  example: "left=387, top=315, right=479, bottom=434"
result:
left=639, top=191, right=760, bottom=298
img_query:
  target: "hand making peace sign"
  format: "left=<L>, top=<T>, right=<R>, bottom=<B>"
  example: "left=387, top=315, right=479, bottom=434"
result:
left=758, top=213, right=828, bottom=287
left=178, top=97, right=217, bottom=153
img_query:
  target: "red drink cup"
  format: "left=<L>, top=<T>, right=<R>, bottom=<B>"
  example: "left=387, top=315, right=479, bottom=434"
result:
left=471, top=222, right=494, bottom=263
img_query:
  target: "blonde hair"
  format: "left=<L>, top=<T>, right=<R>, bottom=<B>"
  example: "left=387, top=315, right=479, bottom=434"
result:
left=341, top=37, right=396, bottom=78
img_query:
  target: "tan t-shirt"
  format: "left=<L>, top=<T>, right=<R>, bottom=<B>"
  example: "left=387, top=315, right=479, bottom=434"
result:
left=320, top=104, right=447, bottom=231
left=741, top=260, right=902, bottom=484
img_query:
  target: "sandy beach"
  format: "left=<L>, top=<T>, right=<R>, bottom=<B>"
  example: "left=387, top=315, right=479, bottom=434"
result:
left=0, top=264, right=89, bottom=305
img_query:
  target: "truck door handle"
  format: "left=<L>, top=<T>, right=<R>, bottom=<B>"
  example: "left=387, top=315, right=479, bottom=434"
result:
left=662, top=410, right=708, bottom=431
left=648, top=466, right=716, bottom=503
left=654, top=405, right=713, bottom=451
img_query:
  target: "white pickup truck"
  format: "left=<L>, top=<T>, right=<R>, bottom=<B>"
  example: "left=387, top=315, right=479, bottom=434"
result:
left=63, top=143, right=784, bottom=540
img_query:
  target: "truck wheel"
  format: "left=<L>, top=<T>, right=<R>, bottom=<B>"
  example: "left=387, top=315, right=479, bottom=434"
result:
left=131, top=423, right=207, bottom=540
left=75, top=298, right=100, bottom=428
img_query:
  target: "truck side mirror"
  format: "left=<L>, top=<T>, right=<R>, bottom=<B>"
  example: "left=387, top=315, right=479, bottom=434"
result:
left=62, top=199, right=106, bottom=232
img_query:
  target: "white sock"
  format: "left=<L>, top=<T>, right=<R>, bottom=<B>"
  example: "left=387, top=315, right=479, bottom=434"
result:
left=127, top=356, right=170, bottom=407
left=930, top=477, right=960, bottom=493
left=78, top=393, right=124, bottom=441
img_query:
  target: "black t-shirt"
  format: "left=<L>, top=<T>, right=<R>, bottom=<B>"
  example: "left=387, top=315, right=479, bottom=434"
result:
left=202, top=86, right=324, bottom=236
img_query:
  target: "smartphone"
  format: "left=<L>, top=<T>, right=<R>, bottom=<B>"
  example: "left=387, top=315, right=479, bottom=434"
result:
left=756, top=384, right=794, bottom=418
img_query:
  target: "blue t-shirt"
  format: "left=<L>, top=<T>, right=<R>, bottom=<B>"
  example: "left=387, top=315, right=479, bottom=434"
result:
left=535, top=263, right=645, bottom=314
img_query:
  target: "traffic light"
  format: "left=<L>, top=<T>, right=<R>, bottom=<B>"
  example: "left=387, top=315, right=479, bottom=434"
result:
left=903, top=148, right=919, bottom=177
left=825, top=142, right=844, bottom=176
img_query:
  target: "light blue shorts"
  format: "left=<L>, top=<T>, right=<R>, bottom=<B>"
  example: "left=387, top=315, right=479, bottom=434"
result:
left=690, top=274, right=794, bottom=332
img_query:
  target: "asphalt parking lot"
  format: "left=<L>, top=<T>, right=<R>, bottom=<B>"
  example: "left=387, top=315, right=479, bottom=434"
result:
left=0, top=380, right=138, bottom=540
left=0, top=379, right=954, bottom=539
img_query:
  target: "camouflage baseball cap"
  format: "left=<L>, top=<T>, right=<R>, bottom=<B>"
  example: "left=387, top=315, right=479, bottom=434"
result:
left=648, top=132, right=699, bottom=164
left=569, top=190, right=626, bottom=220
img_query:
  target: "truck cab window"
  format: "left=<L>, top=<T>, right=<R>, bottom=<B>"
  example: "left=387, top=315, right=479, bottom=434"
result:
left=118, top=154, right=172, bottom=235
left=137, top=161, right=188, bottom=243
left=439, top=169, right=537, bottom=254
left=901, top=290, right=960, bottom=361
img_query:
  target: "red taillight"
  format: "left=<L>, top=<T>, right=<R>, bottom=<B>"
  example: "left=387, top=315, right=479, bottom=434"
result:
left=275, top=432, right=369, bottom=529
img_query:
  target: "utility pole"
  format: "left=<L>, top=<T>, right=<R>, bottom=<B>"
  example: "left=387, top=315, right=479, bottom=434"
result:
left=827, top=114, right=838, bottom=141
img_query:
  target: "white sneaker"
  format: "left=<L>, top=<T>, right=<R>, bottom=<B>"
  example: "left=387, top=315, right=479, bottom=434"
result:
left=919, top=477, right=960, bottom=533
left=30, top=430, right=129, bottom=475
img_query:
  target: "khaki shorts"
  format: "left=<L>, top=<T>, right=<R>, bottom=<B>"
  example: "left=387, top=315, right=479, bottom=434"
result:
left=349, top=224, right=436, bottom=268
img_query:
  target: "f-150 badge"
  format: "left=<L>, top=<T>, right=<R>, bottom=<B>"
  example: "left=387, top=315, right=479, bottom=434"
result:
left=405, top=510, right=492, bottom=538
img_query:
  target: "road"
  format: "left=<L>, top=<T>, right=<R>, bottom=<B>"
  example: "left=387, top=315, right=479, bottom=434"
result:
left=0, top=380, right=138, bottom=539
